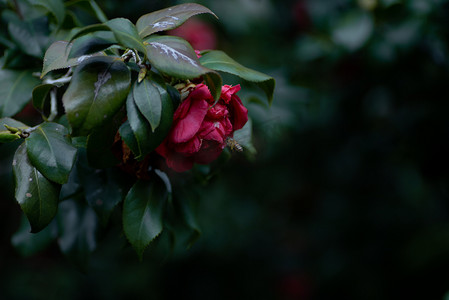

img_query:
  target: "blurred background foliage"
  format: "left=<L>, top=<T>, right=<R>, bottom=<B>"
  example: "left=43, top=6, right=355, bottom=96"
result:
left=2, top=0, right=449, bottom=299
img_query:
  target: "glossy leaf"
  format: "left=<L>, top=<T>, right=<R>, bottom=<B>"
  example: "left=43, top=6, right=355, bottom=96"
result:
left=41, top=41, right=104, bottom=78
left=106, top=18, right=146, bottom=54
left=11, top=215, right=57, bottom=257
left=32, top=84, right=54, bottom=116
left=133, top=78, right=162, bottom=131
left=0, top=69, right=40, bottom=117
left=118, top=120, right=139, bottom=157
left=200, top=50, right=276, bottom=105
left=62, top=56, right=131, bottom=136
left=68, top=32, right=117, bottom=58
left=26, top=122, right=77, bottom=184
left=136, top=3, right=217, bottom=39
left=57, top=197, right=98, bottom=269
left=123, top=179, right=168, bottom=260
left=145, top=35, right=221, bottom=100
left=68, top=23, right=110, bottom=44
left=120, top=77, right=173, bottom=160
left=31, top=0, right=65, bottom=25
left=123, top=90, right=153, bottom=160
left=13, top=143, right=60, bottom=233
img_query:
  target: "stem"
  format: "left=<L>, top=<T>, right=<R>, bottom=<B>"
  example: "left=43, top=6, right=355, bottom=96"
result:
left=19, top=125, right=39, bottom=138
left=47, top=88, right=58, bottom=122
left=44, top=76, right=72, bottom=86
left=12, top=0, right=23, bottom=20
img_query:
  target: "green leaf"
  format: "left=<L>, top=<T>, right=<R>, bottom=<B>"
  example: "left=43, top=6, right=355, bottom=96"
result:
left=118, top=120, right=139, bottom=157
left=65, top=0, right=108, bottom=23
left=199, top=50, right=276, bottom=105
left=0, top=69, right=40, bottom=117
left=13, top=143, right=60, bottom=233
left=136, top=3, right=217, bottom=39
left=0, top=118, right=28, bottom=143
left=32, top=84, right=54, bottom=116
left=68, top=31, right=117, bottom=58
left=0, top=117, right=28, bottom=129
left=123, top=90, right=153, bottom=160
left=11, top=215, right=57, bottom=257
left=82, top=167, right=126, bottom=225
left=75, top=148, right=125, bottom=224
left=233, top=118, right=257, bottom=156
left=86, top=112, right=123, bottom=168
left=41, top=41, right=104, bottom=78
left=31, top=0, right=65, bottom=25
left=120, top=76, right=173, bottom=160
left=133, top=78, right=162, bottom=131
left=167, top=192, right=201, bottom=249
left=62, top=56, right=131, bottom=136
left=123, top=179, right=168, bottom=260
left=145, top=35, right=222, bottom=100
left=68, top=23, right=111, bottom=44
left=25, top=122, right=77, bottom=184
left=8, top=16, right=49, bottom=58
left=0, top=131, right=20, bottom=142
left=57, top=197, right=98, bottom=270
left=106, top=18, right=146, bottom=54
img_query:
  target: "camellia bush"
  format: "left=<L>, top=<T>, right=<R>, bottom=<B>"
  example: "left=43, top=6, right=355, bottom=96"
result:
left=0, top=0, right=274, bottom=265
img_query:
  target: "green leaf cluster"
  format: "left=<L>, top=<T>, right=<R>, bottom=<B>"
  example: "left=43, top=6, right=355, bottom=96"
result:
left=0, top=1, right=275, bottom=263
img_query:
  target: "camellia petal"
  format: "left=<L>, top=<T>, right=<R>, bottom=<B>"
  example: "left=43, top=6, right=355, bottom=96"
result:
left=221, top=84, right=241, bottom=104
left=229, top=95, right=248, bottom=131
left=170, top=98, right=209, bottom=143
left=158, top=83, right=248, bottom=172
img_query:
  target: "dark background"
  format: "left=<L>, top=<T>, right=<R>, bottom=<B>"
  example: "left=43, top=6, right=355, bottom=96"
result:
left=1, top=0, right=449, bottom=299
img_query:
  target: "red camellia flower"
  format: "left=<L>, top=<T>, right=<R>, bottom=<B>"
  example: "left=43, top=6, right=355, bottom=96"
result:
left=156, top=83, right=248, bottom=172
left=168, top=19, right=217, bottom=50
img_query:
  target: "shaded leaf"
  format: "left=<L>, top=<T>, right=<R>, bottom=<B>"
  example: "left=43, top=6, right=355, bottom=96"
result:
left=123, top=90, right=153, bottom=160
left=200, top=50, right=275, bottom=105
left=233, top=118, right=256, bottom=156
left=26, top=122, right=77, bottom=184
left=57, top=196, right=98, bottom=270
left=68, top=23, right=110, bottom=44
left=133, top=78, right=162, bottom=131
left=145, top=35, right=221, bottom=100
left=8, top=16, right=49, bottom=58
left=41, top=41, right=104, bottom=78
left=86, top=112, right=123, bottom=168
left=68, top=31, right=117, bottom=58
left=0, top=69, right=40, bottom=117
left=106, top=18, right=146, bottom=54
left=331, top=10, right=374, bottom=51
left=0, top=117, right=28, bottom=129
left=13, top=143, right=60, bottom=233
left=62, top=56, right=131, bottom=136
left=31, top=0, right=65, bottom=25
left=11, top=215, right=57, bottom=257
left=123, top=179, right=168, bottom=260
left=32, top=84, right=54, bottom=116
left=120, top=77, right=173, bottom=160
left=136, top=3, right=217, bottom=39
left=65, top=0, right=108, bottom=23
